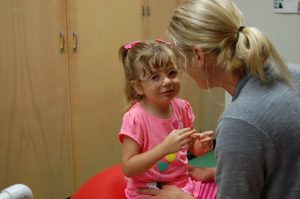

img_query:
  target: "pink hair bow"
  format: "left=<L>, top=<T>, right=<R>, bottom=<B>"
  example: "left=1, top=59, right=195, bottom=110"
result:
left=124, top=41, right=140, bottom=50
left=123, top=39, right=172, bottom=51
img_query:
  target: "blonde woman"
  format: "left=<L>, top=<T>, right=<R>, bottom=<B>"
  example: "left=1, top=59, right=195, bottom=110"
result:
left=140, top=0, right=300, bottom=198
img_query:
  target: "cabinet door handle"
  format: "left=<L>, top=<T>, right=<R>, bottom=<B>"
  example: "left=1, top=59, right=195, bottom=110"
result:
left=59, top=32, right=65, bottom=52
left=72, top=32, right=78, bottom=51
left=142, top=5, right=145, bottom=16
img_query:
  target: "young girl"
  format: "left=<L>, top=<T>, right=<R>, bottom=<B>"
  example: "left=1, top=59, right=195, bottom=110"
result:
left=118, top=40, right=217, bottom=199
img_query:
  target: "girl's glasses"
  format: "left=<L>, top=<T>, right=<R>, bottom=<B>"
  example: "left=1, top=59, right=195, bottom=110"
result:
left=139, top=69, right=182, bottom=86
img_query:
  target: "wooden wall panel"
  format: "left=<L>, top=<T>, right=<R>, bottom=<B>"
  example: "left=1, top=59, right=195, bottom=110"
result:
left=0, top=1, right=74, bottom=198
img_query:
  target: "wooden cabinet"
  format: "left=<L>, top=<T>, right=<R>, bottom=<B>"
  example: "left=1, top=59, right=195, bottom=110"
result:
left=0, top=1, right=73, bottom=199
left=0, top=0, right=142, bottom=198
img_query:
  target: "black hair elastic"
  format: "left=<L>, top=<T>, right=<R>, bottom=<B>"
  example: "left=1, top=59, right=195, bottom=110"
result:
left=238, top=26, right=245, bottom=32
left=237, top=26, right=245, bottom=39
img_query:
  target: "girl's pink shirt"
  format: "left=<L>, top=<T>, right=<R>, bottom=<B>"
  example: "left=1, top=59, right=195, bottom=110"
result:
left=119, top=98, right=201, bottom=198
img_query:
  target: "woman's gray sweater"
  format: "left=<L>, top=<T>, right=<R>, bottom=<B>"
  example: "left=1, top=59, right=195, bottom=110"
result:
left=215, top=64, right=300, bottom=199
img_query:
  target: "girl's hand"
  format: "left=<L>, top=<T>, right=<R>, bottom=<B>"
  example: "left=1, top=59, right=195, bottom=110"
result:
left=160, top=128, right=196, bottom=154
left=190, top=130, right=215, bottom=156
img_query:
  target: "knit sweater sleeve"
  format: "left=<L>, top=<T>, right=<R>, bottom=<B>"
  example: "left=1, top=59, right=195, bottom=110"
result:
left=215, top=117, right=278, bottom=199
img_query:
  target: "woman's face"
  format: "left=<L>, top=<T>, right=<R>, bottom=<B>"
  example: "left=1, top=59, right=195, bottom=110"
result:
left=185, top=52, right=215, bottom=89
left=183, top=48, right=242, bottom=95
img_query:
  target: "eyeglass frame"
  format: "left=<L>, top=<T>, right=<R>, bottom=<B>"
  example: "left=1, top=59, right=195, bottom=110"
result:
left=138, top=68, right=183, bottom=86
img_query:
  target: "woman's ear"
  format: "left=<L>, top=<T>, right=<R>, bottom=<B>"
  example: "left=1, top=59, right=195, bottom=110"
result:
left=193, top=47, right=205, bottom=68
left=131, top=80, right=144, bottom=95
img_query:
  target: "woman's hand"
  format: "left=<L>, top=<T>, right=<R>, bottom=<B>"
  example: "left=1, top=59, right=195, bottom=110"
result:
left=138, top=185, right=195, bottom=199
left=190, top=130, right=215, bottom=156
left=188, top=165, right=216, bottom=182
left=160, top=128, right=196, bottom=154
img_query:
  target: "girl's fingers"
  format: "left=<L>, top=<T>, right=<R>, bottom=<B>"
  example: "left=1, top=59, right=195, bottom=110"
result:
left=180, top=144, right=189, bottom=149
left=177, top=128, right=192, bottom=135
left=180, top=135, right=196, bottom=149
left=179, top=129, right=196, bottom=139
left=203, top=131, right=215, bottom=139
left=188, top=136, right=197, bottom=146
left=193, top=131, right=215, bottom=141
left=202, top=130, right=214, bottom=134
left=199, top=137, right=213, bottom=142
left=181, top=137, right=194, bottom=145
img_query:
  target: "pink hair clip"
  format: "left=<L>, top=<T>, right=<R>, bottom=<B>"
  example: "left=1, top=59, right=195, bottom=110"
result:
left=156, top=39, right=172, bottom=45
left=124, top=41, right=140, bottom=50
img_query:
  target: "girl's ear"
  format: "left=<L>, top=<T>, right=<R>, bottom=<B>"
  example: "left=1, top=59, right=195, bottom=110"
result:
left=131, top=80, right=144, bottom=95
left=193, top=47, right=205, bottom=68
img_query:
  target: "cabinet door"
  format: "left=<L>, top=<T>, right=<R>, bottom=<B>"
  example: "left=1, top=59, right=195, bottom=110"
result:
left=0, top=1, right=73, bottom=199
left=67, top=0, right=143, bottom=188
left=143, top=0, right=181, bottom=39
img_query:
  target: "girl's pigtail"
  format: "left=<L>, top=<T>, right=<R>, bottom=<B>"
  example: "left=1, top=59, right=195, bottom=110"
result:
left=119, top=46, right=128, bottom=63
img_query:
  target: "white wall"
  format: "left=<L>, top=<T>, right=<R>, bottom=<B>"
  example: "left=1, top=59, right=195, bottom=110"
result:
left=225, top=0, right=300, bottom=106
left=234, top=0, right=300, bottom=64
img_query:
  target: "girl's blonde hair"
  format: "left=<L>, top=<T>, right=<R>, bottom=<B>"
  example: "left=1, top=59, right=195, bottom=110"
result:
left=168, top=0, right=292, bottom=84
left=119, top=40, right=183, bottom=111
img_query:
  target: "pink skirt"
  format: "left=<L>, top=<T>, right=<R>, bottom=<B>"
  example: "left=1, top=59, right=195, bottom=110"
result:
left=197, top=181, right=217, bottom=199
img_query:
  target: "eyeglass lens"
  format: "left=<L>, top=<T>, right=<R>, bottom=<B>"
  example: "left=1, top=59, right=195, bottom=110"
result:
left=144, top=69, right=180, bottom=84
